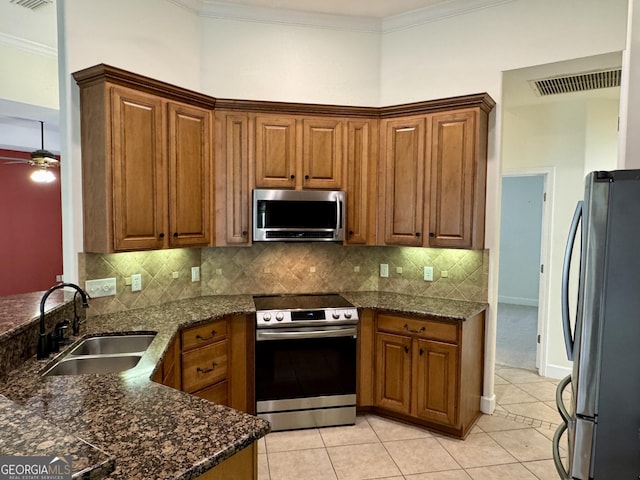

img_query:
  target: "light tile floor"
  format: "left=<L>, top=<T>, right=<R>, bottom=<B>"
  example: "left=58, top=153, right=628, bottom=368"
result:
left=257, top=366, right=569, bottom=480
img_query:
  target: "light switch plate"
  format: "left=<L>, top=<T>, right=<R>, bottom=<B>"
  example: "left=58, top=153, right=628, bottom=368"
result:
left=85, top=278, right=116, bottom=298
left=423, top=266, right=434, bottom=282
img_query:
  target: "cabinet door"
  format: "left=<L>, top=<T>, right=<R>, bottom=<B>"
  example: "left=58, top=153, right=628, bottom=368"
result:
left=428, top=110, right=477, bottom=248
left=223, top=114, right=251, bottom=244
left=167, top=102, right=212, bottom=247
left=302, top=118, right=343, bottom=189
left=413, top=338, right=458, bottom=426
left=345, top=120, right=375, bottom=245
left=375, top=332, right=412, bottom=414
left=381, top=117, right=426, bottom=246
left=255, top=115, right=297, bottom=188
left=111, top=86, right=166, bottom=251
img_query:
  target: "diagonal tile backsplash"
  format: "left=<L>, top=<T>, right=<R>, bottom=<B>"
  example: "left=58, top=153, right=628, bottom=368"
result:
left=80, top=245, right=488, bottom=316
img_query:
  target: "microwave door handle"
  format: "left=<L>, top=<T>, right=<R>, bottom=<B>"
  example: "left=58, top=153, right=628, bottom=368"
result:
left=561, top=200, right=582, bottom=361
left=336, top=197, right=343, bottom=229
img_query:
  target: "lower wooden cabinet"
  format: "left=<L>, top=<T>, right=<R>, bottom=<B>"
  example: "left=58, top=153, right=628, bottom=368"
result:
left=152, top=315, right=253, bottom=413
left=195, top=442, right=257, bottom=480
left=365, top=310, right=484, bottom=438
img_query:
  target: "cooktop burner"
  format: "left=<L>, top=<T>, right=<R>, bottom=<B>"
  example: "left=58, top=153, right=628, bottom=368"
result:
left=253, top=293, right=353, bottom=311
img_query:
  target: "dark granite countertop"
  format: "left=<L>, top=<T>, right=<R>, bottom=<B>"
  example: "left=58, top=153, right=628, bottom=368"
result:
left=0, top=295, right=268, bottom=480
left=0, top=290, right=486, bottom=480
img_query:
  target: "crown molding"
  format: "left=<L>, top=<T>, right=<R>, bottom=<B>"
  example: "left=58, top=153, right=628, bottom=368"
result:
left=382, top=0, right=516, bottom=33
left=0, top=32, right=56, bottom=57
left=171, top=0, right=516, bottom=33
left=198, top=1, right=381, bottom=32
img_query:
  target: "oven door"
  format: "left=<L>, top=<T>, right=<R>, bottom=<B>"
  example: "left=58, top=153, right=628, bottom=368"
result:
left=255, top=324, right=357, bottom=430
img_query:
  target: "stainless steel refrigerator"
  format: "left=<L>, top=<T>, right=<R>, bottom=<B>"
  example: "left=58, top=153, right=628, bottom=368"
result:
left=553, top=170, right=640, bottom=479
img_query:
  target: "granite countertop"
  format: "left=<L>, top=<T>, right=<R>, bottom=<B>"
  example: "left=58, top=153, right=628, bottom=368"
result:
left=0, top=290, right=70, bottom=337
left=0, top=290, right=487, bottom=480
left=0, top=295, right=269, bottom=480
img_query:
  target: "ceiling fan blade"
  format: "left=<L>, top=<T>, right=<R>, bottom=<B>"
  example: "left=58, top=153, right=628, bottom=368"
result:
left=0, top=156, right=30, bottom=164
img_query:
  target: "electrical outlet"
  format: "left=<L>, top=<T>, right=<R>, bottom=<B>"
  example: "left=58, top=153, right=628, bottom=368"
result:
left=131, top=274, right=142, bottom=292
left=380, top=264, right=389, bottom=278
left=191, top=266, right=200, bottom=282
left=423, top=266, right=434, bottom=282
left=85, top=278, right=116, bottom=298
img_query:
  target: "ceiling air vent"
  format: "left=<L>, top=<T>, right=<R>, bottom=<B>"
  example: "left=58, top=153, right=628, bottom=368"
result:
left=530, top=68, right=621, bottom=97
left=10, top=0, right=52, bottom=10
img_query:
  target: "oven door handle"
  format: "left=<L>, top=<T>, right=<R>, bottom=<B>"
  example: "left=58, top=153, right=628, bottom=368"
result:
left=256, top=326, right=357, bottom=341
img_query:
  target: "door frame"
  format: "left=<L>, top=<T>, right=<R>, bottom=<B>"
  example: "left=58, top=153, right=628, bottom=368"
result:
left=500, top=167, right=554, bottom=373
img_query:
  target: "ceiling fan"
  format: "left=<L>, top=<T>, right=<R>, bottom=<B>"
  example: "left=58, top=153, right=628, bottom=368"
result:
left=0, top=120, right=59, bottom=167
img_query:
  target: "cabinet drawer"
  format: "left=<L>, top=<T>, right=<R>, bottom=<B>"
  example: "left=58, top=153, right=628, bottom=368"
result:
left=193, top=381, right=228, bottom=405
left=182, top=319, right=227, bottom=350
left=377, top=314, right=458, bottom=343
left=182, top=341, right=228, bottom=393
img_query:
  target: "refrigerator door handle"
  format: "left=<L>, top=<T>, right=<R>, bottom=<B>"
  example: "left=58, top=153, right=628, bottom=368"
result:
left=561, top=201, right=583, bottom=361
left=553, top=422, right=570, bottom=480
left=555, top=374, right=572, bottom=424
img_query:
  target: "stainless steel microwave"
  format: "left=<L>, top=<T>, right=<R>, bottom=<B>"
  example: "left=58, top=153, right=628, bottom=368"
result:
left=253, top=189, right=345, bottom=242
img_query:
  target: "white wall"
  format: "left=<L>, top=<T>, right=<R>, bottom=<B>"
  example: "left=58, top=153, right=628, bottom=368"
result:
left=501, top=97, right=619, bottom=376
left=498, top=176, right=544, bottom=306
left=200, top=18, right=380, bottom=105
left=57, top=0, right=202, bottom=287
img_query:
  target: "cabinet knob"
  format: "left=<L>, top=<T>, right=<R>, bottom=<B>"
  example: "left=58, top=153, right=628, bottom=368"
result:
left=173, top=232, right=178, bottom=238
left=242, top=230, right=248, bottom=237
left=416, top=232, right=421, bottom=237
left=419, top=348, right=425, bottom=356
left=159, top=233, right=165, bottom=239
left=304, top=175, right=310, bottom=180
left=348, top=230, right=354, bottom=236
left=429, top=232, right=435, bottom=237
left=404, top=346, right=409, bottom=354
left=290, top=174, right=295, bottom=180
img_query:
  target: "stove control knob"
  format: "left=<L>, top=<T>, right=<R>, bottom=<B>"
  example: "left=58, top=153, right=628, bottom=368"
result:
left=275, top=312, right=284, bottom=322
left=332, top=311, right=340, bottom=320
left=262, top=313, right=271, bottom=322
left=344, top=310, right=353, bottom=319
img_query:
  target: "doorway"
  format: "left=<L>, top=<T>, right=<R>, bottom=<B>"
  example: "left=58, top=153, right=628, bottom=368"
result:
left=497, top=173, right=547, bottom=371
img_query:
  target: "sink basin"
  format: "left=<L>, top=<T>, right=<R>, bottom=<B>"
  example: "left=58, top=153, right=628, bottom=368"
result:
left=43, top=354, right=143, bottom=376
left=67, top=334, right=156, bottom=356
left=42, top=333, right=156, bottom=376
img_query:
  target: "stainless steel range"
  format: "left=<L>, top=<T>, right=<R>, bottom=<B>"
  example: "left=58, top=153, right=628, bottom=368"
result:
left=254, top=294, right=359, bottom=431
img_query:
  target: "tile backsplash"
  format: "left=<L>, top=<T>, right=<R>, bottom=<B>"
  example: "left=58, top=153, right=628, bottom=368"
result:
left=80, top=245, right=488, bottom=316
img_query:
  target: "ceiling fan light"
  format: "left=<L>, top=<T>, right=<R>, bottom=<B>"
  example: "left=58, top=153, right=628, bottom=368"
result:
left=31, top=168, right=56, bottom=183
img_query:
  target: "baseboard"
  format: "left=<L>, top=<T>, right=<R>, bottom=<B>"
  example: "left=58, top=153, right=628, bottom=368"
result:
left=481, top=394, right=496, bottom=414
left=541, top=363, right=572, bottom=380
left=498, top=296, right=539, bottom=307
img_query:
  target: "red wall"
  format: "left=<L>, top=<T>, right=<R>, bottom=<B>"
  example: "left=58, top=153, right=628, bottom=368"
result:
left=0, top=149, right=63, bottom=296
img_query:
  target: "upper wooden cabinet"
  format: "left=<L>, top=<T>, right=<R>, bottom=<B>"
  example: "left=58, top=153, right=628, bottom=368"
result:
left=379, top=100, right=491, bottom=249
left=254, top=114, right=343, bottom=190
left=73, top=64, right=214, bottom=253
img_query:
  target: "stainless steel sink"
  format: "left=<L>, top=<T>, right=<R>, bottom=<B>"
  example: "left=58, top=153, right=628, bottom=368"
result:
left=43, top=354, right=143, bottom=376
left=67, top=334, right=156, bottom=356
left=42, top=333, right=156, bottom=376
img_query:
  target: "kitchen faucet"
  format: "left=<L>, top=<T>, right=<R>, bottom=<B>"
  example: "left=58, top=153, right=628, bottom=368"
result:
left=37, top=283, right=90, bottom=359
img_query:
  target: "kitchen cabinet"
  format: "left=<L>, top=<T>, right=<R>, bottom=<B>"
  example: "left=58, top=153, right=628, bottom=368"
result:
left=195, top=442, right=257, bottom=480
left=428, top=109, right=487, bottom=249
left=73, top=64, right=213, bottom=253
left=380, top=116, right=426, bottom=246
left=372, top=311, right=484, bottom=438
left=345, top=119, right=378, bottom=245
left=214, top=111, right=251, bottom=246
left=180, top=315, right=253, bottom=412
left=379, top=105, right=490, bottom=249
left=254, top=114, right=343, bottom=189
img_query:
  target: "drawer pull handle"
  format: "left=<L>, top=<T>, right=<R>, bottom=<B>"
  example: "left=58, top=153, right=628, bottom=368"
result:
left=197, top=362, right=218, bottom=374
left=196, top=330, right=217, bottom=341
left=403, top=324, right=426, bottom=334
